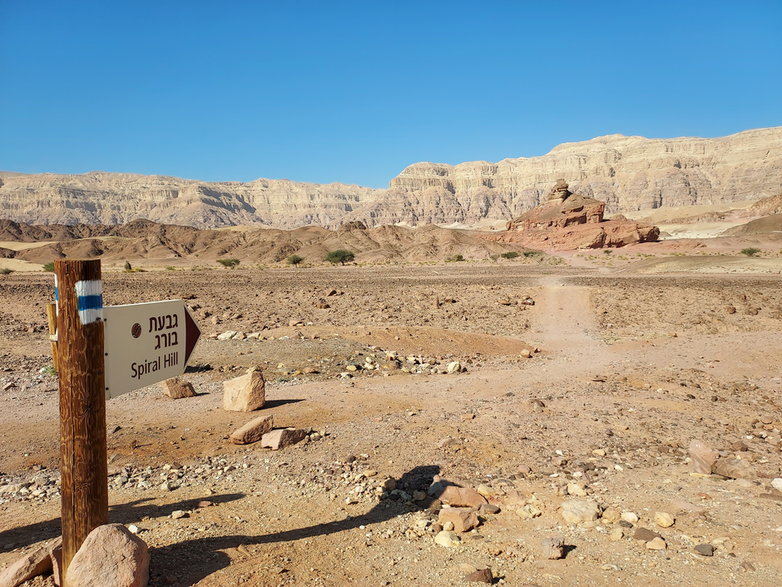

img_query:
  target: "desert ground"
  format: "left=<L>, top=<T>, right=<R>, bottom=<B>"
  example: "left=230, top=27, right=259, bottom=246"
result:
left=1, top=253, right=782, bottom=586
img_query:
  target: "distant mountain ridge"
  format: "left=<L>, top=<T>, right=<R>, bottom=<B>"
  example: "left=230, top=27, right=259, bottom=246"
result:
left=1, top=127, right=780, bottom=229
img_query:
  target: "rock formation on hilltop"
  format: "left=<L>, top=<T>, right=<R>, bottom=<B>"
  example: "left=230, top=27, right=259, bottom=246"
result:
left=1, top=127, right=780, bottom=229
left=495, top=181, right=659, bottom=249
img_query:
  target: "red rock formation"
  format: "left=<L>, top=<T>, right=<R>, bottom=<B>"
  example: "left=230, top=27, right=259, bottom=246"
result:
left=499, top=181, right=659, bottom=250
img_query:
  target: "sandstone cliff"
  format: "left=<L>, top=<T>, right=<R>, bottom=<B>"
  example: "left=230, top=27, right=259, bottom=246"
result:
left=1, top=127, right=780, bottom=228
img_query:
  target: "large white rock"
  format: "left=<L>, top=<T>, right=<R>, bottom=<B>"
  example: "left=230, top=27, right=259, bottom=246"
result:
left=65, top=524, right=149, bottom=587
left=560, top=498, right=601, bottom=524
left=223, top=367, right=266, bottom=411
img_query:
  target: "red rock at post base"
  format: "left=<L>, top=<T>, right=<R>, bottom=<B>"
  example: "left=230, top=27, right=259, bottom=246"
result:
left=65, top=524, right=149, bottom=587
left=0, top=536, right=60, bottom=587
left=438, top=507, right=479, bottom=532
left=436, top=484, right=487, bottom=508
left=223, top=367, right=266, bottom=412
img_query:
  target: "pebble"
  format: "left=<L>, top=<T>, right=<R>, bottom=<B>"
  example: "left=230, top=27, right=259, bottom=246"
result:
left=171, top=510, right=188, bottom=519
left=434, top=530, right=460, bottom=547
left=771, top=478, right=782, bottom=493
left=694, top=544, right=715, bottom=557
left=541, top=536, right=565, bottom=559
left=646, top=537, right=667, bottom=550
left=464, top=568, right=493, bottom=583
left=609, top=528, right=624, bottom=541
left=561, top=499, right=601, bottom=524
left=620, top=511, right=639, bottom=524
left=654, top=512, right=675, bottom=528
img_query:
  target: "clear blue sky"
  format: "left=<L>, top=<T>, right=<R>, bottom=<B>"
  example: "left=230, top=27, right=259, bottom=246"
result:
left=1, top=1, right=780, bottom=187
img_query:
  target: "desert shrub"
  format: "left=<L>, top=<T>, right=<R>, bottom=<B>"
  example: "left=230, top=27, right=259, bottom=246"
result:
left=500, top=251, right=520, bottom=259
left=603, top=249, right=613, bottom=255
left=0, top=267, right=13, bottom=275
left=123, top=260, right=132, bottom=271
left=446, top=254, right=465, bottom=263
left=42, top=262, right=55, bottom=272
left=522, top=250, right=542, bottom=258
left=325, top=250, right=355, bottom=265
left=165, top=266, right=176, bottom=271
left=217, top=258, right=241, bottom=269
left=287, top=254, right=304, bottom=266
left=740, top=247, right=761, bottom=257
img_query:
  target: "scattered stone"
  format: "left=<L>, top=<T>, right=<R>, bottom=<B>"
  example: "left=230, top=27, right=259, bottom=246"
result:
left=127, top=525, right=140, bottom=534
left=633, top=527, right=662, bottom=542
left=464, top=568, right=493, bottom=583
left=620, top=511, right=639, bottom=524
left=223, top=367, right=266, bottom=412
left=654, top=512, right=675, bottom=528
left=438, top=507, right=479, bottom=533
left=695, top=544, right=715, bottom=557
left=230, top=415, right=274, bottom=445
left=566, top=482, right=587, bottom=497
left=479, top=503, right=501, bottom=515
left=171, top=510, right=188, bottom=519
left=646, top=537, right=667, bottom=550
left=261, top=428, right=308, bottom=450
left=160, top=377, right=196, bottom=399
left=560, top=498, right=601, bottom=524
left=435, top=484, right=487, bottom=508
left=434, top=530, right=460, bottom=547
left=217, top=330, right=238, bottom=341
left=541, top=536, right=565, bottom=560
left=712, top=458, right=755, bottom=480
left=609, top=527, right=624, bottom=541
left=0, top=537, right=60, bottom=587
left=772, top=478, right=782, bottom=493
left=688, top=439, right=718, bottom=474
left=65, top=524, right=149, bottom=587
left=446, top=361, right=462, bottom=374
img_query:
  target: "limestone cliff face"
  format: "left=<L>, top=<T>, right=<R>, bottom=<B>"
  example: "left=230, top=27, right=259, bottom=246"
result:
left=375, top=127, right=782, bottom=224
left=1, top=127, right=780, bottom=228
left=0, top=172, right=377, bottom=229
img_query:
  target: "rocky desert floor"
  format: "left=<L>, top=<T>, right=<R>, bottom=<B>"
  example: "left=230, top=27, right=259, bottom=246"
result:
left=1, top=261, right=781, bottom=586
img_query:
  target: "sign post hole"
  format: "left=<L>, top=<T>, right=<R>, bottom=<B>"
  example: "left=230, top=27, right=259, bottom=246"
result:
left=55, top=259, right=108, bottom=582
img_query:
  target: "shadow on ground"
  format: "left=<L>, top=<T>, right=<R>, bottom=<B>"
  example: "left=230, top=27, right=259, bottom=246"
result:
left=149, top=465, right=441, bottom=586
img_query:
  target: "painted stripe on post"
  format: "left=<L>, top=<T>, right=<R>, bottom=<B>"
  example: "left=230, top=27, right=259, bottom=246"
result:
left=74, top=280, right=103, bottom=324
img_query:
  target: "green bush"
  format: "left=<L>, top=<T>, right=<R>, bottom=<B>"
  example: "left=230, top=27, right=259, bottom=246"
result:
left=500, top=251, right=519, bottom=259
left=43, top=262, right=55, bottom=272
left=124, top=260, right=132, bottom=271
left=0, top=267, right=13, bottom=275
left=325, top=250, right=355, bottom=265
left=445, top=254, right=465, bottom=263
left=522, top=250, right=542, bottom=258
left=287, top=254, right=304, bottom=266
left=740, top=247, right=761, bottom=257
left=217, top=258, right=241, bottom=269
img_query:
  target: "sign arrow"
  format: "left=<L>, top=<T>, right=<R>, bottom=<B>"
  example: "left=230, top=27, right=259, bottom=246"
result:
left=183, top=305, right=201, bottom=365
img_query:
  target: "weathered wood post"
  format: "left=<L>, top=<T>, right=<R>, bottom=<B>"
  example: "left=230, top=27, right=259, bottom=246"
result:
left=46, top=302, right=59, bottom=373
left=55, top=259, right=108, bottom=582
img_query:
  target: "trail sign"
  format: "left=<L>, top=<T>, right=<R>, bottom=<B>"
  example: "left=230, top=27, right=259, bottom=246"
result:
left=103, top=299, right=201, bottom=398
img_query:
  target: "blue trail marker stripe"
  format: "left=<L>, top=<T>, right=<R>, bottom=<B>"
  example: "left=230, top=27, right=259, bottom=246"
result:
left=77, top=295, right=104, bottom=311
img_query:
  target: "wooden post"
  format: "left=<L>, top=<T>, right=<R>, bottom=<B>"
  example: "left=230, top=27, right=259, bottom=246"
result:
left=55, top=259, right=108, bottom=582
left=46, top=302, right=59, bottom=373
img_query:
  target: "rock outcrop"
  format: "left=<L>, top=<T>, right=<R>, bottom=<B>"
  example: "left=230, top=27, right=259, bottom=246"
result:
left=497, top=181, right=659, bottom=249
left=1, top=127, right=780, bottom=229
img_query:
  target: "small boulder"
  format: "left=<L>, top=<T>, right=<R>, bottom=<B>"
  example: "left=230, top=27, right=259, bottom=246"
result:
left=541, top=536, right=565, bottom=559
left=646, top=537, right=667, bottom=550
left=688, top=439, right=718, bottom=474
left=560, top=498, right=600, bottom=524
left=434, top=530, right=460, bottom=547
left=694, top=543, right=715, bottom=557
left=436, top=484, right=487, bottom=508
left=465, top=568, right=493, bottom=583
left=261, top=428, right=307, bottom=450
left=654, top=512, right=675, bottom=528
left=161, top=377, right=196, bottom=399
left=65, top=524, right=149, bottom=587
left=712, top=458, right=755, bottom=480
left=223, top=367, right=265, bottom=411
left=230, top=415, right=274, bottom=445
left=438, top=507, right=479, bottom=533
